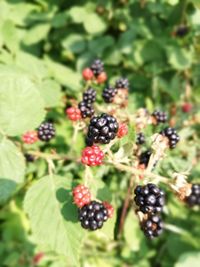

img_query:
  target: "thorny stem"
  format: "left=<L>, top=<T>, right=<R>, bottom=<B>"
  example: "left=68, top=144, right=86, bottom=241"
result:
left=28, top=150, right=170, bottom=184
left=108, top=161, right=170, bottom=184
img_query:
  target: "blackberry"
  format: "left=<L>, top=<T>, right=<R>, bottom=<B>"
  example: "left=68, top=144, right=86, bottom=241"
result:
left=152, top=110, right=168, bottom=124
left=78, top=200, right=108, bottom=231
left=78, top=101, right=95, bottom=119
left=136, top=132, right=145, bottom=145
left=115, top=77, right=129, bottom=90
left=185, top=184, right=200, bottom=207
left=139, top=150, right=152, bottom=167
left=102, top=85, right=118, bottom=103
left=86, top=113, right=119, bottom=145
left=160, top=127, right=180, bottom=149
left=90, top=59, right=104, bottom=77
left=24, top=153, right=35, bottom=162
left=38, top=122, right=55, bottom=142
left=141, top=214, right=164, bottom=239
left=134, top=183, right=165, bottom=214
left=175, top=25, right=189, bottom=37
left=83, top=88, right=96, bottom=104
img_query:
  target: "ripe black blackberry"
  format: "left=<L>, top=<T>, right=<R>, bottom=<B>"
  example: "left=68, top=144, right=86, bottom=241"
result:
left=115, top=77, right=129, bottom=90
left=160, top=127, right=180, bottom=149
left=139, top=150, right=152, bottom=167
left=24, top=153, right=35, bottom=162
left=136, top=132, right=145, bottom=145
left=37, top=122, right=55, bottom=142
left=78, top=200, right=108, bottom=231
left=83, top=87, right=96, bottom=104
left=86, top=113, right=119, bottom=145
left=90, top=59, right=104, bottom=76
left=185, top=184, right=200, bottom=207
left=141, top=214, right=164, bottom=239
left=102, top=85, right=118, bottom=103
left=175, top=25, right=189, bottom=37
left=78, top=101, right=94, bottom=119
left=134, top=183, right=165, bottom=214
left=152, top=110, right=168, bottom=123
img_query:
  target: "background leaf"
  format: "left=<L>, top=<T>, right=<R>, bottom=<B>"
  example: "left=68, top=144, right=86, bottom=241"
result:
left=0, top=65, right=45, bottom=136
left=0, top=138, right=25, bottom=203
left=24, top=175, right=85, bottom=266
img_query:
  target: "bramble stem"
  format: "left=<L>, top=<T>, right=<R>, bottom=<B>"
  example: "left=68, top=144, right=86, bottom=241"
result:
left=118, top=174, right=135, bottom=236
left=28, top=151, right=69, bottom=160
left=108, top=161, right=170, bottom=184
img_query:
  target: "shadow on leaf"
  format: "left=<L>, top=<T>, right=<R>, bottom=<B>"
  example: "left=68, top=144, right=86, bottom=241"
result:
left=56, top=187, right=78, bottom=223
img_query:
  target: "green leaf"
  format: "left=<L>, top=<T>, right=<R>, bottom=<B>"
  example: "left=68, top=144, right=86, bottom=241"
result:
left=0, top=138, right=25, bottom=203
left=69, top=7, right=88, bottom=23
left=89, top=177, right=115, bottom=240
left=2, top=20, right=19, bottom=53
left=124, top=211, right=142, bottom=251
left=167, top=46, right=193, bottom=70
left=88, top=36, right=115, bottom=55
left=23, top=23, right=50, bottom=45
left=62, top=34, right=86, bottom=54
left=89, top=177, right=112, bottom=202
left=0, top=65, right=45, bottom=136
left=83, top=13, right=107, bottom=35
left=24, top=175, right=84, bottom=266
left=39, top=79, right=62, bottom=108
left=175, top=252, right=200, bottom=267
left=45, top=57, right=81, bottom=91
left=15, top=51, right=48, bottom=81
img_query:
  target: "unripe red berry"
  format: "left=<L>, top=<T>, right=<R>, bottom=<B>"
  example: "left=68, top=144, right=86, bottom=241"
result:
left=82, top=68, right=94, bottom=80
left=117, top=123, right=128, bottom=138
left=182, top=102, right=192, bottom=113
left=73, top=185, right=91, bottom=208
left=103, top=201, right=114, bottom=218
left=66, top=107, right=81, bottom=121
left=97, top=72, right=107, bottom=84
left=81, top=145, right=104, bottom=166
left=22, top=130, right=38, bottom=144
left=33, top=252, right=44, bottom=264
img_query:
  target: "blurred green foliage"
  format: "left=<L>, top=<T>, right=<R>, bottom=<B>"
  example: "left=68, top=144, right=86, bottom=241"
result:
left=0, top=0, right=200, bottom=266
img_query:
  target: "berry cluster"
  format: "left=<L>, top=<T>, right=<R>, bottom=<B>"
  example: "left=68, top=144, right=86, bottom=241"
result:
left=134, top=183, right=165, bottom=239
left=66, top=107, right=81, bottom=121
left=78, top=201, right=108, bottom=231
left=160, top=127, right=180, bottom=149
left=139, top=150, right=152, bottom=168
left=22, top=130, right=38, bottom=144
left=136, top=132, right=145, bottom=145
left=102, top=85, right=118, bottom=103
left=117, top=123, right=128, bottom=138
left=82, top=59, right=107, bottom=84
left=81, top=145, right=104, bottom=166
left=73, top=185, right=113, bottom=231
left=78, top=88, right=96, bottom=119
left=185, top=184, right=200, bottom=207
left=134, top=184, right=165, bottom=214
left=141, top=214, right=164, bottom=239
left=37, top=122, right=56, bottom=142
left=24, top=153, right=35, bottom=162
left=86, top=113, right=119, bottom=146
left=23, top=58, right=192, bottom=242
left=151, top=110, right=168, bottom=124
left=115, top=77, right=129, bottom=90
left=73, top=185, right=91, bottom=208
left=175, top=25, right=189, bottom=38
